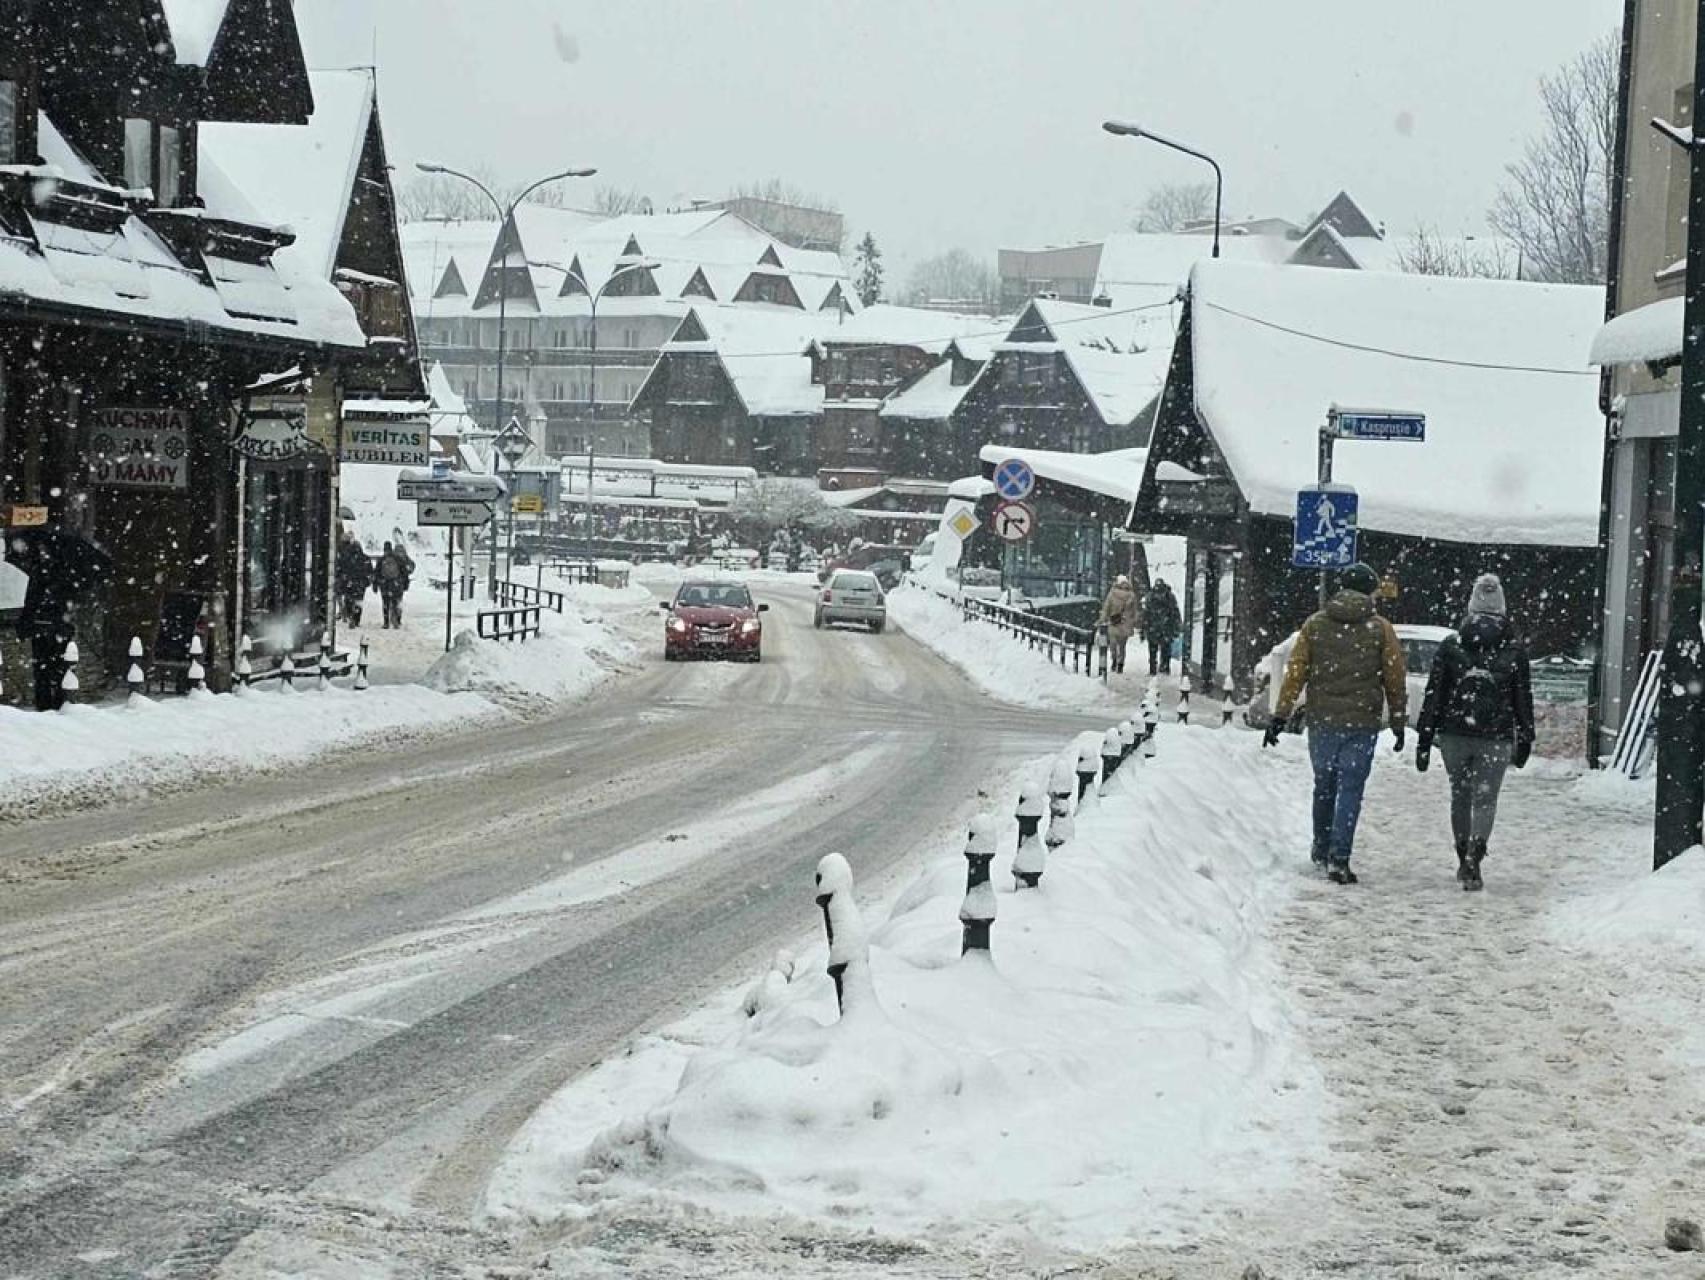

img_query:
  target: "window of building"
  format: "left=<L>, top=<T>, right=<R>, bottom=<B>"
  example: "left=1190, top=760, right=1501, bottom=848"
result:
left=123, top=118, right=185, bottom=204
left=622, top=326, right=640, bottom=349
left=0, top=81, right=16, bottom=165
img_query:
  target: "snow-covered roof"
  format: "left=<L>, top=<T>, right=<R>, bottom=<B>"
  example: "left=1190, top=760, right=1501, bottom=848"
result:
left=651, top=304, right=841, bottom=417
left=1094, top=230, right=1291, bottom=302
left=815, top=304, right=996, bottom=355
left=1002, top=298, right=1176, bottom=427
left=200, top=70, right=376, bottom=282
left=1590, top=295, right=1682, bottom=367
left=880, top=362, right=967, bottom=421
left=1188, top=260, right=1605, bottom=547
left=0, top=112, right=363, bottom=349
left=160, top=0, right=231, bottom=66
left=980, top=444, right=1149, bottom=505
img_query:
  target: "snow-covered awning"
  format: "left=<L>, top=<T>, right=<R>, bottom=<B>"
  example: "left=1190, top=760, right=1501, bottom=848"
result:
left=979, top=444, right=1148, bottom=505
left=1589, top=296, right=1683, bottom=368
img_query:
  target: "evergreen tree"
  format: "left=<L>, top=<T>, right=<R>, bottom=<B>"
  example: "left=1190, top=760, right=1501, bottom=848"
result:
left=853, top=232, right=884, bottom=307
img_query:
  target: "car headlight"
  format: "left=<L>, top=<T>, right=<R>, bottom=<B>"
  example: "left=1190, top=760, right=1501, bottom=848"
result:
left=740, top=618, right=761, bottom=634
left=667, top=617, right=689, bottom=633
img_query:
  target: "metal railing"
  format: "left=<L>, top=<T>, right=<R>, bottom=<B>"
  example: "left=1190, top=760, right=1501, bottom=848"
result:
left=496, top=579, right=566, bottom=613
left=958, top=593, right=1107, bottom=680
left=477, top=605, right=542, bottom=643
left=540, top=560, right=599, bottom=586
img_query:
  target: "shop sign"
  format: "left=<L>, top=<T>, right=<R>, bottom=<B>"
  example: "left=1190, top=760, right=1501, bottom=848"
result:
left=1, top=503, right=48, bottom=529
left=232, top=410, right=321, bottom=463
left=88, top=407, right=189, bottom=490
left=343, top=420, right=431, bottom=467
left=512, top=494, right=545, bottom=515
left=1531, top=659, right=1592, bottom=706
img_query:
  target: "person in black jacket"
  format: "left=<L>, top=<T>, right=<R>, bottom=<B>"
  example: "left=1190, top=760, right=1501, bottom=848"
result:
left=1142, top=580, right=1182, bottom=675
left=10, top=517, right=113, bottom=711
left=1414, top=573, right=1535, bottom=891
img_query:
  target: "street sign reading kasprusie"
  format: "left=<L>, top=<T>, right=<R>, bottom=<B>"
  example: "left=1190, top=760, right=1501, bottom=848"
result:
left=1330, top=409, right=1426, bottom=442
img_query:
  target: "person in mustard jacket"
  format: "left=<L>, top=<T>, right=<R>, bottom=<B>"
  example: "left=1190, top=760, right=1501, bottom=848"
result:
left=1262, top=563, right=1408, bottom=884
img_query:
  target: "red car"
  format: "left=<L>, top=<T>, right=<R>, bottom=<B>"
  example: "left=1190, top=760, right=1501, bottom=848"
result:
left=662, top=580, right=768, bottom=662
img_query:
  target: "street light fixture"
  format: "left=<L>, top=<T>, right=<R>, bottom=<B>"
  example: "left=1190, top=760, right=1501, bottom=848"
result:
left=529, top=255, right=662, bottom=563
left=1102, top=120, right=1223, bottom=259
left=415, top=160, right=596, bottom=594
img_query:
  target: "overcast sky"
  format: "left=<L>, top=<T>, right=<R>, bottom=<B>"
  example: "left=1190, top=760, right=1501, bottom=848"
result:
left=296, top=0, right=1620, bottom=282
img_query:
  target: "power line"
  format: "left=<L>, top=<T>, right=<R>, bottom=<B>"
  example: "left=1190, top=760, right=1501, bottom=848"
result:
left=1199, top=300, right=1599, bottom=377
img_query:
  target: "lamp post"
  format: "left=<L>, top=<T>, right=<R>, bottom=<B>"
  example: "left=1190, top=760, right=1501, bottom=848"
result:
left=1102, top=120, right=1223, bottom=259
left=530, top=256, right=660, bottom=563
left=415, top=161, right=595, bottom=595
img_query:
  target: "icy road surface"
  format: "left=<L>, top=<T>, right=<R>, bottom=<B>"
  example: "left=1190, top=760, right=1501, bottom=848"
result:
left=0, top=582, right=1097, bottom=1278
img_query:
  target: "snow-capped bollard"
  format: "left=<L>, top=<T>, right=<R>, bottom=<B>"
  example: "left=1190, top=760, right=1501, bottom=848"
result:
left=280, top=653, right=296, bottom=691
left=814, top=852, right=872, bottom=1016
left=1144, top=702, right=1160, bottom=748
left=235, top=636, right=253, bottom=693
left=959, top=813, right=998, bottom=955
left=187, top=633, right=206, bottom=693
left=59, top=639, right=79, bottom=706
left=1177, top=674, right=1192, bottom=724
left=127, top=636, right=146, bottom=700
left=1222, top=672, right=1236, bottom=726
left=1075, top=740, right=1100, bottom=804
left=1099, top=727, right=1124, bottom=794
left=354, top=639, right=370, bottom=691
left=1046, top=757, right=1076, bottom=851
left=1012, top=781, right=1047, bottom=889
left=317, top=631, right=332, bottom=692
left=1118, top=719, right=1138, bottom=760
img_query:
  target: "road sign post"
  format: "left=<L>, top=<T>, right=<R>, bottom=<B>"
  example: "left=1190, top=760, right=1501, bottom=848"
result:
left=1312, top=406, right=1425, bottom=605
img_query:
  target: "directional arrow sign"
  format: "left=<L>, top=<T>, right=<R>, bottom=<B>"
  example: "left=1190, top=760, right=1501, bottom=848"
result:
left=417, top=500, right=494, bottom=527
left=1292, top=486, right=1359, bottom=569
left=1330, top=408, right=1426, bottom=442
left=991, top=499, right=1037, bottom=543
left=397, top=474, right=506, bottom=502
left=992, top=457, right=1036, bottom=502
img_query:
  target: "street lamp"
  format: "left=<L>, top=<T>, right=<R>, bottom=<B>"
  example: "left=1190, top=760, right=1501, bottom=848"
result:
left=1102, top=120, right=1223, bottom=259
left=530, top=256, right=661, bottom=563
left=416, top=160, right=596, bottom=594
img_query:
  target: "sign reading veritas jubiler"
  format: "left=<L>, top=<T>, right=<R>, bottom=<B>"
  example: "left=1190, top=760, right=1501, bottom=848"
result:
left=87, top=407, right=190, bottom=490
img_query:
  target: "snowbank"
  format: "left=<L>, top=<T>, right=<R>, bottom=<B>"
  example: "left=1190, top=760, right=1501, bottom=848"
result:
left=886, top=585, right=1133, bottom=712
left=1552, top=845, right=1705, bottom=956
left=491, top=727, right=1321, bottom=1248
left=0, top=684, right=497, bottom=820
left=422, top=601, right=634, bottom=708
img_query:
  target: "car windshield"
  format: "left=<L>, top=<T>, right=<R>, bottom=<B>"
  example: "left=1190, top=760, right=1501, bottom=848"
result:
left=1401, top=638, right=1444, bottom=673
left=677, top=584, right=752, bottom=609
left=831, top=572, right=879, bottom=592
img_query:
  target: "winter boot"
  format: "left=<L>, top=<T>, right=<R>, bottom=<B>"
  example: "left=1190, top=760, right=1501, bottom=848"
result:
left=1327, top=862, right=1359, bottom=886
left=1454, top=838, right=1471, bottom=883
left=1463, top=839, right=1486, bottom=892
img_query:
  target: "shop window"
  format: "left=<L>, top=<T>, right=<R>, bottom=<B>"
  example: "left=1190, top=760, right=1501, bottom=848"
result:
left=0, top=81, right=15, bottom=165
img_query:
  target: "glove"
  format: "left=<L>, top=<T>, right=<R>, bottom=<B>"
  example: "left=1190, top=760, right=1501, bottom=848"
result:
left=1415, top=743, right=1430, bottom=773
left=1262, top=718, right=1285, bottom=749
left=1513, top=737, right=1532, bottom=769
left=1391, top=727, right=1405, bottom=753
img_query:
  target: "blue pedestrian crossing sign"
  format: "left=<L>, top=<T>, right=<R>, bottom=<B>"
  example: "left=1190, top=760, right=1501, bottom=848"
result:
left=992, top=457, right=1035, bottom=502
left=1293, top=486, right=1359, bottom=569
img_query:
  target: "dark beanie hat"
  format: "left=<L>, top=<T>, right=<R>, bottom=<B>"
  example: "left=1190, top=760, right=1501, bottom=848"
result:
left=1340, top=563, right=1379, bottom=595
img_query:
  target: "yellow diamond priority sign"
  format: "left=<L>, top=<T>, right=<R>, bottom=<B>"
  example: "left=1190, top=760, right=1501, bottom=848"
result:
left=947, top=509, right=978, bottom=540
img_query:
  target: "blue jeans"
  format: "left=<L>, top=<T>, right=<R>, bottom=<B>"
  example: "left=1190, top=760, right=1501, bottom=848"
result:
left=1308, top=727, right=1378, bottom=865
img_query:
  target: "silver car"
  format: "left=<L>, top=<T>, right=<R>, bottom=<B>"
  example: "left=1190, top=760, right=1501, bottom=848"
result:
left=815, top=569, right=887, bottom=633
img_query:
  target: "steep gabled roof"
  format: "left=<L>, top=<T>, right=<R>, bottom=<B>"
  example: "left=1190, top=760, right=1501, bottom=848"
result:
left=993, top=298, right=1176, bottom=427
left=1306, top=191, right=1382, bottom=241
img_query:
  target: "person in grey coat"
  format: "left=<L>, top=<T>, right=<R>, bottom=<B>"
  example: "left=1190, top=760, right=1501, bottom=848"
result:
left=1415, top=573, right=1535, bottom=892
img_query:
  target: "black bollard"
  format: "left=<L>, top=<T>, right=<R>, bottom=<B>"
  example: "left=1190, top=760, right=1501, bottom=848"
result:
left=59, top=639, right=79, bottom=707
left=127, top=636, right=146, bottom=700
left=317, top=631, right=332, bottom=692
left=1075, top=741, right=1100, bottom=804
left=1118, top=719, right=1138, bottom=760
left=1046, top=757, right=1075, bottom=851
left=355, top=639, right=370, bottom=691
left=959, top=813, right=998, bottom=954
left=1222, top=672, right=1236, bottom=727
left=187, top=633, right=206, bottom=693
left=1177, top=674, right=1192, bottom=724
left=1099, top=728, right=1124, bottom=795
left=280, top=653, right=296, bottom=691
left=1013, top=781, right=1047, bottom=888
left=814, top=852, right=871, bottom=1016
left=236, top=636, right=253, bottom=693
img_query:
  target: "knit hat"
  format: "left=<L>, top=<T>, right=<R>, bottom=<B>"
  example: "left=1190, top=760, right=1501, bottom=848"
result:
left=1340, top=563, right=1379, bottom=596
left=1467, top=572, right=1507, bottom=617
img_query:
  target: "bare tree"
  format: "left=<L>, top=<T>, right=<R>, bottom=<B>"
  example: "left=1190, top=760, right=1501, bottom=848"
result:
left=587, top=185, right=654, bottom=217
left=725, top=178, right=840, bottom=213
left=396, top=166, right=504, bottom=222
left=1131, top=181, right=1217, bottom=233
left=904, top=248, right=999, bottom=310
left=1393, top=226, right=1521, bottom=279
left=1488, top=30, right=1617, bottom=284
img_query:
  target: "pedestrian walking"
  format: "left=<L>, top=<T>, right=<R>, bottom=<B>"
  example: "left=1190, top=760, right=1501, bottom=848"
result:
left=375, top=541, right=414, bottom=630
left=1142, top=579, right=1181, bottom=675
left=1262, top=562, right=1408, bottom=885
left=336, top=532, right=372, bottom=628
left=9, top=515, right=113, bottom=711
left=1098, top=574, right=1139, bottom=674
left=1414, top=573, right=1534, bottom=892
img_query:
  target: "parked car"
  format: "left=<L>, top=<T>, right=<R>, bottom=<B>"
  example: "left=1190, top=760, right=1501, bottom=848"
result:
left=1243, top=622, right=1455, bottom=730
left=818, top=543, right=912, bottom=591
left=662, top=580, right=768, bottom=662
left=815, top=569, right=887, bottom=633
